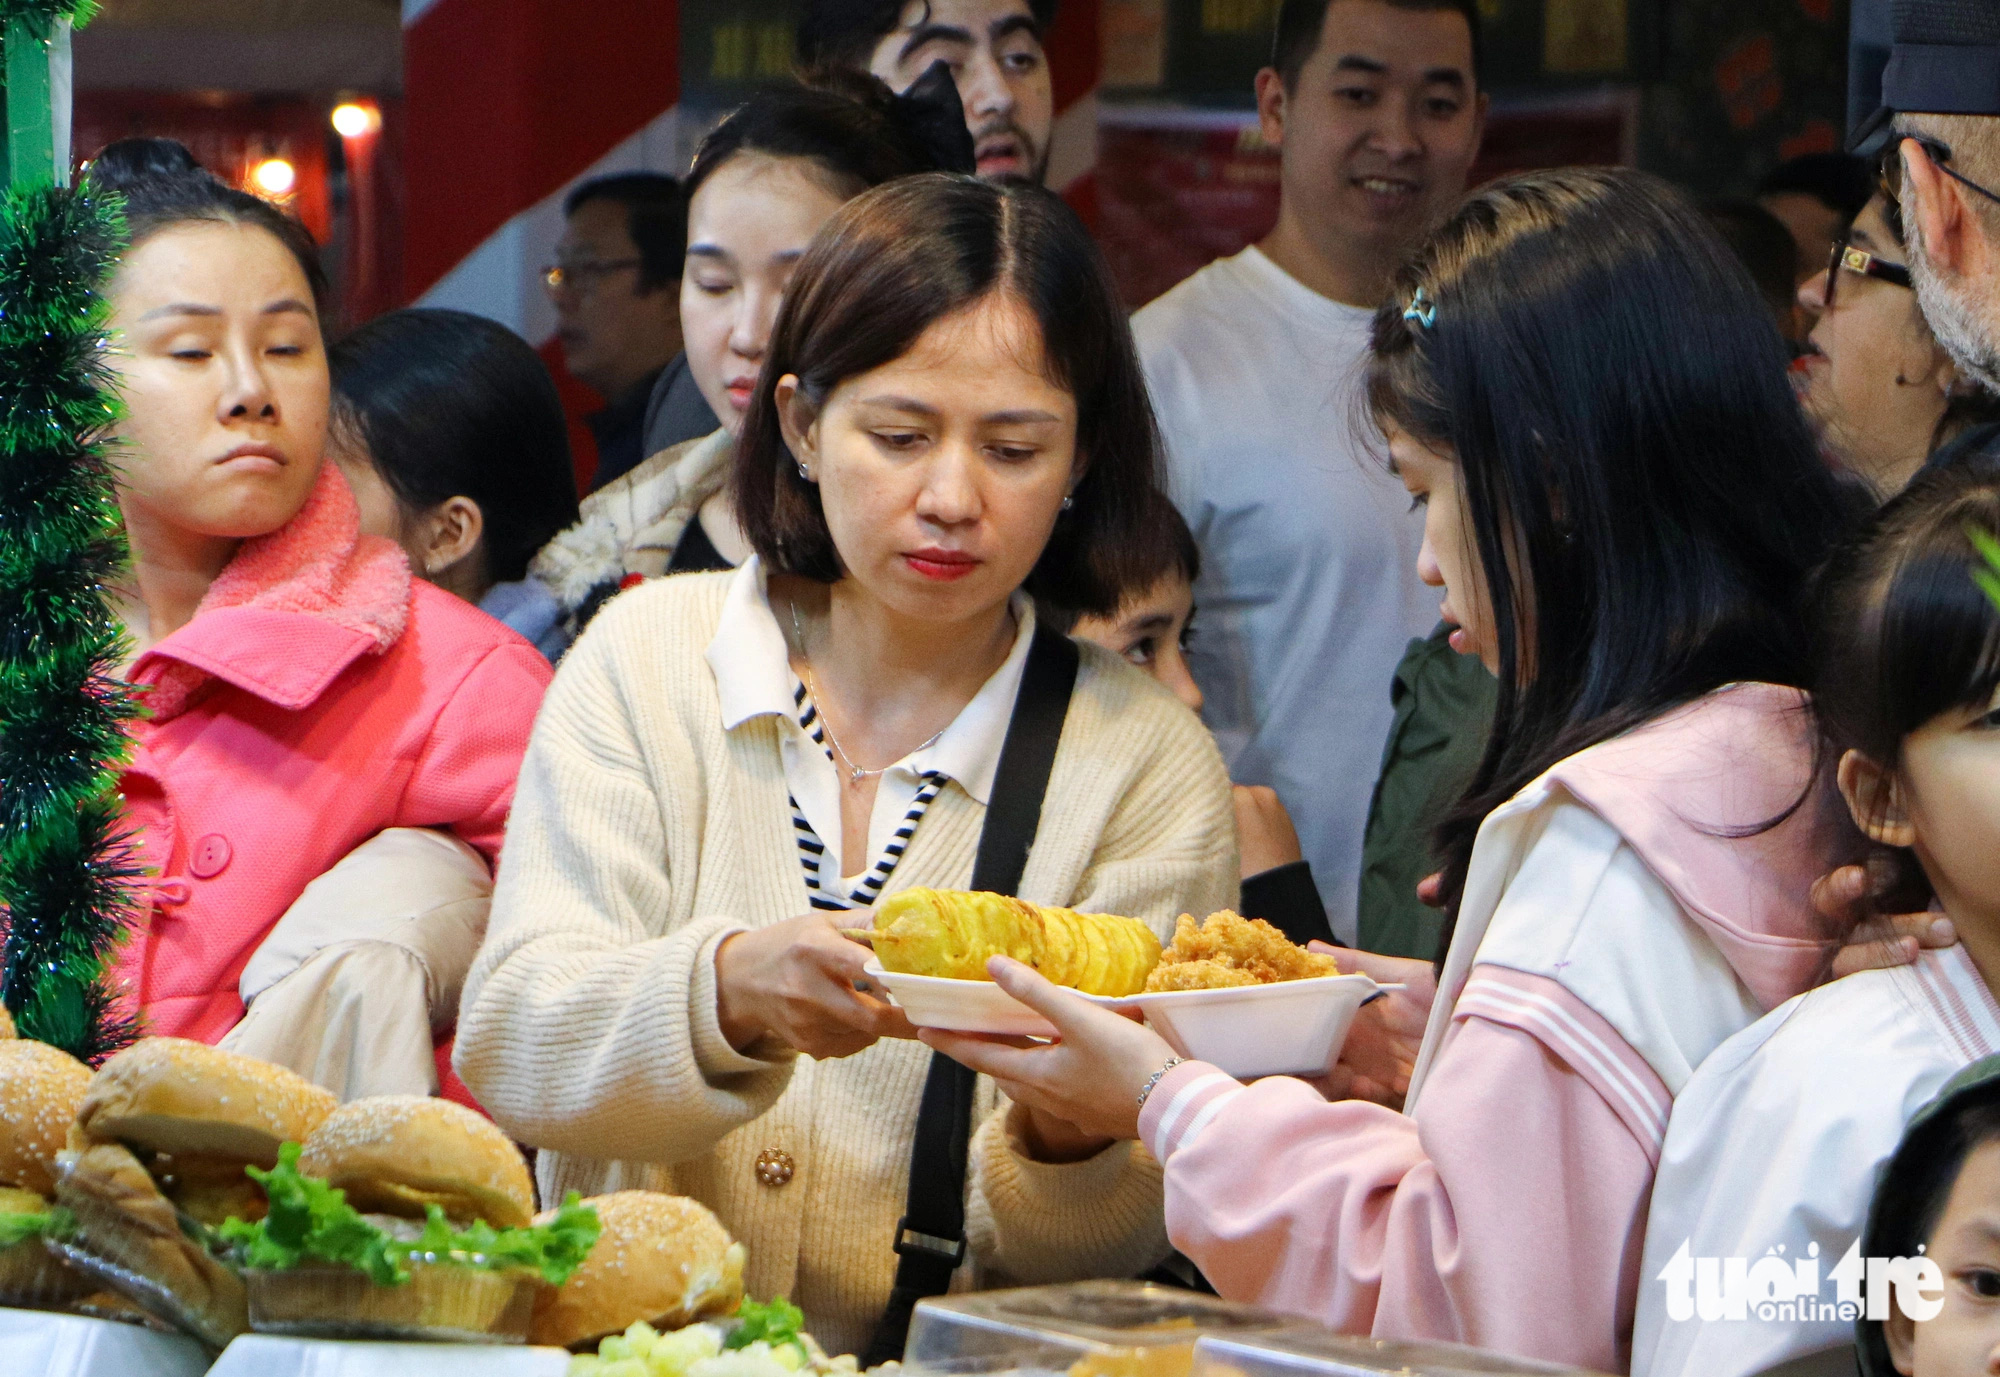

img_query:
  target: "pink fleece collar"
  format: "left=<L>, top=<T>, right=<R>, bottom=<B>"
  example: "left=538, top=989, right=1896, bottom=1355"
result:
left=133, top=463, right=411, bottom=720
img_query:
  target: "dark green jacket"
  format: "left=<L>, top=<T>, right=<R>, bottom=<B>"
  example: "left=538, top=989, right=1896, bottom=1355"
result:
left=1356, top=623, right=1496, bottom=960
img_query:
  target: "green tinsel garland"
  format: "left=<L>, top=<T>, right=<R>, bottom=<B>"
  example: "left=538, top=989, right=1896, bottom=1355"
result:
left=0, top=177, right=143, bottom=1060
left=0, top=1, right=98, bottom=42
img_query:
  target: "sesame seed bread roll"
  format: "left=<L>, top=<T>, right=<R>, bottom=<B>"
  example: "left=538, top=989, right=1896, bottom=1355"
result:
left=298, top=1094, right=534, bottom=1229
left=0, top=1039, right=92, bottom=1197
left=528, top=1191, right=745, bottom=1350
left=75, top=1037, right=336, bottom=1165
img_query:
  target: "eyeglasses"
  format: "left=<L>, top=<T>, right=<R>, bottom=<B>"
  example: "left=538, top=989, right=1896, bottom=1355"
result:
left=1823, top=236, right=1912, bottom=309
left=1877, top=133, right=2000, bottom=213
left=541, top=258, right=643, bottom=293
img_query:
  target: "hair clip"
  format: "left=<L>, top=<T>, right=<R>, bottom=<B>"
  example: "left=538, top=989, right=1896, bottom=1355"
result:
left=1403, top=287, right=1437, bottom=330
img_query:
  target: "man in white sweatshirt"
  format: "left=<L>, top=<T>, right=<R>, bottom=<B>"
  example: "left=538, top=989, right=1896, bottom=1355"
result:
left=1132, top=0, right=1486, bottom=942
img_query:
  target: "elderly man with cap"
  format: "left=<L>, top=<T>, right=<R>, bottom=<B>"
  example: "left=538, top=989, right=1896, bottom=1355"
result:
left=1864, top=0, right=2000, bottom=402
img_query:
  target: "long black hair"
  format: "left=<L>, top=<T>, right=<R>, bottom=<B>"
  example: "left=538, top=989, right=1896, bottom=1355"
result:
left=328, top=309, right=580, bottom=586
left=1367, top=167, right=1865, bottom=959
left=684, top=66, right=973, bottom=206
left=86, top=138, right=329, bottom=314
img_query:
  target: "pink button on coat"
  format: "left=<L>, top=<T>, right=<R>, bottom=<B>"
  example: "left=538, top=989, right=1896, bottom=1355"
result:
left=113, top=464, right=551, bottom=1045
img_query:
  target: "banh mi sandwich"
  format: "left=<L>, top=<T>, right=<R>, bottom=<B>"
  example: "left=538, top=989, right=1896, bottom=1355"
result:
left=52, top=1037, right=337, bottom=1346
left=529, top=1190, right=744, bottom=1350
left=0, top=1038, right=96, bottom=1309
left=223, top=1094, right=599, bottom=1342
left=868, top=889, right=1163, bottom=996
left=1142, top=911, right=1341, bottom=992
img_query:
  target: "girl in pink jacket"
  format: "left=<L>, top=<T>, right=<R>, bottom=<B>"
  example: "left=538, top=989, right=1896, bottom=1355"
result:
left=926, top=168, right=1867, bottom=1372
left=86, top=140, right=550, bottom=1046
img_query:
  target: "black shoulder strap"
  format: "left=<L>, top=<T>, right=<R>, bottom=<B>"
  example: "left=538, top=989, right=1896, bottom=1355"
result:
left=968, top=625, right=1081, bottom=897
left=862, top=623, right=1079, bottom=1366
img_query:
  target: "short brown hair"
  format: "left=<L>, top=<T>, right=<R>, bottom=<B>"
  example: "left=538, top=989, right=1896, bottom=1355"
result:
left=733, top=173, right=1167, bottom=616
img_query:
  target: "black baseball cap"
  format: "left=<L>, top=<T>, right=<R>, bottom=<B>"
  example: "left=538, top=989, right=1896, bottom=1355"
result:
left=1853, top=0, right=2000, bottom=149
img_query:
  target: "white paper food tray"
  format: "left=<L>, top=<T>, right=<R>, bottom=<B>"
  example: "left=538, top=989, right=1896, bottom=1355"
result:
left=0, top=1305, right=210, bottom=1377
left=867, top=961, right=1398, bottom=1078
left=209, top=1332, right=574, bottom=1375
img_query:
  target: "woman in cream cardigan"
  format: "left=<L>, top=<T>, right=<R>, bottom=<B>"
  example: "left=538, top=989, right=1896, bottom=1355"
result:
left=455, top=174, right=1237, bottom=1354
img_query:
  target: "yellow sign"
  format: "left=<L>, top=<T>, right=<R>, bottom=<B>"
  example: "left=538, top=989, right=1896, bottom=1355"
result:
left=1200, top=0, right=1278, bottom=36
left=1543, top=0, right=1626, bottom=74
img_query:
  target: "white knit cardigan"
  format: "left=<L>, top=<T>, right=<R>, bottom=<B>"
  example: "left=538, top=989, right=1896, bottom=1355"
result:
left=456, top=572, right=1239, bottom=1353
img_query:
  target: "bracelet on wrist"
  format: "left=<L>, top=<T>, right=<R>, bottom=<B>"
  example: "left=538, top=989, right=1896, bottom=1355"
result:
left=1136, top=1055, right=1187, bottom=1111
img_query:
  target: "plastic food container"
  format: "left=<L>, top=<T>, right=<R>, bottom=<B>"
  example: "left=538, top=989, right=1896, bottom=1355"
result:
left=1190, top=1327, right=1617, bottom=1377
left=867, top=961, right=1396, bottom=1079
left=0, top=1237, right=94, bottom=1310
left=48, top=1189, right=249, bottom=1349
left=903, top=1280, right=1305, bottom=1377
left=246, top=1262, right=542, bottom=1343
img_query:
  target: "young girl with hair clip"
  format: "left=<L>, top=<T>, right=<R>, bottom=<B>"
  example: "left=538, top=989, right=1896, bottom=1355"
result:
left=1633, top=456, right=2000, bottom=1377
left=84, top=140, right=549, bottom=1075
left=924, top=167, right=1866, bottom=1371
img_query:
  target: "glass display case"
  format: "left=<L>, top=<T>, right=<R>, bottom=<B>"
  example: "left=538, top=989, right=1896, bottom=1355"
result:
left=904, top=1282, right=1306, bottom=1377
left=1191, top=1326, right=1615, bottom=1377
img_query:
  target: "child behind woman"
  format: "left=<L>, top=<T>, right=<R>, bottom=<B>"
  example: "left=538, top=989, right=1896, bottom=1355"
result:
left=328, top=308, right=582, bottom=662
left=1046, top=499, right=1330, bottom=945
left=1634, top=456, right=2000, bottom=1377
left=1859, top=1056, right=2000, bottom=1377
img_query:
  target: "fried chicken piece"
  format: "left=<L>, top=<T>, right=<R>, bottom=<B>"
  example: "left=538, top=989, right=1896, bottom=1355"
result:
left=1142, top=960, right=1259, bottom=991
left=1143, top=911, right=1340, bottom=991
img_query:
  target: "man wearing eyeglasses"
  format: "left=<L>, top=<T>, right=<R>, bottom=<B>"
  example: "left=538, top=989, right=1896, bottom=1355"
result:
left=1859, top=0, right=2000, bottom=397
left=545, top=174, right=710, bottom=492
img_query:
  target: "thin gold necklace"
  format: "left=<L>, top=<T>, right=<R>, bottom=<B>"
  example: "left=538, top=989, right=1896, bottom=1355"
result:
left=789, top=599, right=944, bottom=783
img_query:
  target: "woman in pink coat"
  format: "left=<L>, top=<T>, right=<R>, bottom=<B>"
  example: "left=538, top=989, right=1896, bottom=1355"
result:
left=89, top=139, right=550, bottom=1046
left=926, top=169, right=1868, bottom=1372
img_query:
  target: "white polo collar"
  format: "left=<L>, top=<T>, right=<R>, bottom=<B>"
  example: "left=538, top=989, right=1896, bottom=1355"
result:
left=704, top=557, right=1037, bottom=805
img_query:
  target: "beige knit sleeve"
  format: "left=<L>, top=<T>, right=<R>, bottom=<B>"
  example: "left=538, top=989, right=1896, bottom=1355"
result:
left=964, top=667, right=1236, bottom=1281
left=966, top=1100, right=1170, bottom=1284
left=454, top=619, right=793, bottom=1165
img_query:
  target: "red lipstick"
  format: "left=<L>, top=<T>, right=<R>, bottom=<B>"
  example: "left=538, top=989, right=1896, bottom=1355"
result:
left=905, top=548, right=979, bottom=582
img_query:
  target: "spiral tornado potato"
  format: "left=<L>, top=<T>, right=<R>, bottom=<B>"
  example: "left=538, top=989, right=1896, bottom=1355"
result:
left=869, top=889, right=1162, bottom=996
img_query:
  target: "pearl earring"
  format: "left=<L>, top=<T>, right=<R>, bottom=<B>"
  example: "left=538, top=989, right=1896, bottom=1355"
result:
left=796, top=459, right=812, bottom=482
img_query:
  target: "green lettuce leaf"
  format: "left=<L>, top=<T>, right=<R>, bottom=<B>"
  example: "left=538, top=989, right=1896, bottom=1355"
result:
left=417, top=1192, right=601, bottom=1286
left=0, top=1205, right=72, bottom=1250
left=218, top=1144, right=601, bottom=1287
left=726, top=1296, right=807, bottom=1357
left=219, top=1143, right=406, bottom=1285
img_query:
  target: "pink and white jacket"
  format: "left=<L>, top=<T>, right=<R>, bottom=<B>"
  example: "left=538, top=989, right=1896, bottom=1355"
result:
left=1136, top=684, right=1860, bottom=1373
